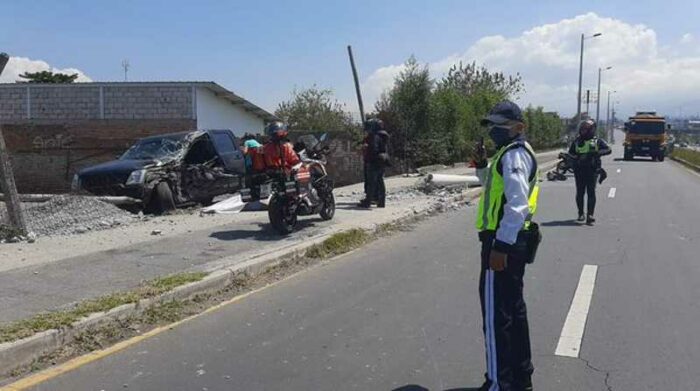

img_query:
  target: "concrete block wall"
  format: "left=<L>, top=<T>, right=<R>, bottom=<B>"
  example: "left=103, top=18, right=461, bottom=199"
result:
left=30, top=86, right=101, bottom=120
left=104, top=86, right=192, bottom=119
left=0, top=86, right=27, bottom=121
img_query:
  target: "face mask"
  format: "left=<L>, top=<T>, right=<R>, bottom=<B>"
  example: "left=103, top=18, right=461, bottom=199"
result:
left=488, top=125, right=513, bottom=147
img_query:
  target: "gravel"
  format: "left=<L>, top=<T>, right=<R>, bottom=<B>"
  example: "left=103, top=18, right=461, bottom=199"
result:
left=1, top=195, right=135, bottom=238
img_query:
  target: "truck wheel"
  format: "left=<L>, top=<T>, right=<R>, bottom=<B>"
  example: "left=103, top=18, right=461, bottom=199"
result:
left=149, top=182, right=176, bottom=215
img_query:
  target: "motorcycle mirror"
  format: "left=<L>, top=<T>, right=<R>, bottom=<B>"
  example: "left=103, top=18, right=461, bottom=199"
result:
left=319, top=133, right=328, bottom=142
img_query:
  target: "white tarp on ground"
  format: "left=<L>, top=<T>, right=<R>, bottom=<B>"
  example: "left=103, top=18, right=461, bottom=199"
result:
left=201, top=194, right=246, bottom=214
left=201, top=194, right=270, bottom=214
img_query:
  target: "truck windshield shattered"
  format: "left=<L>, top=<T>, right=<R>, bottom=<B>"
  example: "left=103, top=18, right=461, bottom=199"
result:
left=120, top=134, right=187, bottom=161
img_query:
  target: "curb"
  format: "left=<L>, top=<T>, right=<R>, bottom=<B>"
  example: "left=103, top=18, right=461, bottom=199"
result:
left=670, top=155, right=700, bottom=173
left=0, top=156, right=561, bottom=378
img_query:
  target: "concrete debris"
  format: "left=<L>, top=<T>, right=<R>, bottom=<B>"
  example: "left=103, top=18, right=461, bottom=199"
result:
left=1, top=195, right=134, bottom=238
left=151, top=230, right=162, bottom=236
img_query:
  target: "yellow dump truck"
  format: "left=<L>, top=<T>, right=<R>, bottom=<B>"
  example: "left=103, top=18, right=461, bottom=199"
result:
left=623, top=111, right=669, bottom=161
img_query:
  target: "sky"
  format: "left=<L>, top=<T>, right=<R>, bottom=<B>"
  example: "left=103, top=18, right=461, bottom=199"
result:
left=1, top=0, right=699, bottom=119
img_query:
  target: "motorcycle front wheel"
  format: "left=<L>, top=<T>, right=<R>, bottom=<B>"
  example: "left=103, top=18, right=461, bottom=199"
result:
left=268, top=195, right=298, bottom=235
left=319, top=192, right=335, bottom=221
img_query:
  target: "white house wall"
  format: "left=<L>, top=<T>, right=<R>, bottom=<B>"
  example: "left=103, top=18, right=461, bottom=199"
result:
left=195, top=87, right=265, bottom=136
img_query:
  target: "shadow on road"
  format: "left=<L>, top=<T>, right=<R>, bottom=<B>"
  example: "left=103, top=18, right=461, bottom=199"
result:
left=209, top=219, right=322, bottom=241
left=612, top=157, right=654, bottom=162
left=541, top=219, right=582, bottom=227
left=391, top=385, right=480, bottom=391
left=335, top=201, right=374, bottom=211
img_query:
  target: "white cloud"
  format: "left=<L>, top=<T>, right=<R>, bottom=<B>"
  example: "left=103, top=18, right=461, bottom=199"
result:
left=364, top=13, right=700, bottom=117
left=680, top=33, right=694, bottom=44
left=0, top=56, right=91, bottom=83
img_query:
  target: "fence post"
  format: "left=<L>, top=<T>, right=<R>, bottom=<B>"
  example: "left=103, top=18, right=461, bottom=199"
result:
left=0, top=125, right=26, bottom=234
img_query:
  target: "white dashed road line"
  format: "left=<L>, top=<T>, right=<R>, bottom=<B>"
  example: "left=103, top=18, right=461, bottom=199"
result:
left=608, top=187, right=616, bottom=198
left=555, top=264, right=599, bottom=358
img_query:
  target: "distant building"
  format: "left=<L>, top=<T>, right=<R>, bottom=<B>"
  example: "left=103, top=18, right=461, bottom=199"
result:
left=0, top=82, right=276, bottom=192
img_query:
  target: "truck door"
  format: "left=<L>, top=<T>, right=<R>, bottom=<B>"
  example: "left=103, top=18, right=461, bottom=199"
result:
left=208, top=130, right=246, bottom=175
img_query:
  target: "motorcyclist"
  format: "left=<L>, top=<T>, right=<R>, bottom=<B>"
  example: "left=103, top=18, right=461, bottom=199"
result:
left=262, top=121, right=300, bottom=173
left=569, top=119, right=611, bottom=224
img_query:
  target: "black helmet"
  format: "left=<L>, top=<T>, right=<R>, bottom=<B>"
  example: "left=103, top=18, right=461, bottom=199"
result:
left=266, top=121, right=288, bottom=139
left=578, top=119, right=596, bottom=139
left=364, top=118, right=384, bottom=132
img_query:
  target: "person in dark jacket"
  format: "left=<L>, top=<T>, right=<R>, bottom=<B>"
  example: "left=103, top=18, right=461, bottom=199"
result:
left=359, top=118, right=390, bottom=208
left=569, top=119, right=611, bottom=225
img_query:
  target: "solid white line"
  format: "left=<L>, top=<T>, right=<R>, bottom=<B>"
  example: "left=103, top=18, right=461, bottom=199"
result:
left=555, top=264, right=599, bottom=358
left=608, top=187, right=616, bottom=198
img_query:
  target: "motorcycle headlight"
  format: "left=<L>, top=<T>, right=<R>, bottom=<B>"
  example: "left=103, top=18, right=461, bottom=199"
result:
left=125, top=169, right=147, bottom=185
left=71, top=174, right=81, bottom=192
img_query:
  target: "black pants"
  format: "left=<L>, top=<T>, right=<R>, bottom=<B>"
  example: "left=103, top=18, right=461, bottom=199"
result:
left=574, top=169, right=598, bottom=216
left=365, top=164, right=386, bottom=205
left=479, top=237, right=533, bottom=391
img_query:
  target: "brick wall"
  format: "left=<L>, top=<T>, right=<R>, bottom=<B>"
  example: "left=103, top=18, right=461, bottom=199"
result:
left=3, top=119, right=196, bottom=193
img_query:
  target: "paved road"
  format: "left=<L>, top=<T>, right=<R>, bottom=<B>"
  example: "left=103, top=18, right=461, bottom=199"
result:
left=26, top=143, right=700, bottom=390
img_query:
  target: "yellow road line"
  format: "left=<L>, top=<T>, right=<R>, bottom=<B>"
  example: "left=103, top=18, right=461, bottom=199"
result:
left=1, top=286, right=265, bottom=391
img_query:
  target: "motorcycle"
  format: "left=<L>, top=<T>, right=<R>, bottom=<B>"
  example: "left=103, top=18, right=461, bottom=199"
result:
left=241, top=134, right=335, bottom=235
left=546, top=151, right=576, bottom=181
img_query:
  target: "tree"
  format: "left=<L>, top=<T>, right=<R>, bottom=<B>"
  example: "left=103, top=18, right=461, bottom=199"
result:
left=379, top=56, right=433, bottom=167
left=275, top=86, right=358, bottom=135
left=438, top=61, right=524, bottom=100
left=19, top=70, right=79, bottom=83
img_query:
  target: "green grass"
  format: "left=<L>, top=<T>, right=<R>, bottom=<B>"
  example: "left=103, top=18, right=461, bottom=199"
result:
left=0, top=225, right=24, bottom=241
left=0, top=272, right=206, bottom=343
left=672, top=148, right=700, bottom=168
left=305, top=229, right=370, bottom=259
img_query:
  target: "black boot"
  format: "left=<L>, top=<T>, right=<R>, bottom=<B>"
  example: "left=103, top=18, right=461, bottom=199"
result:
left=586, top=215, right=595, bottom=225
left=358, top=199, right=371, bottom=208
left=577, top=213, right=585, bottom=222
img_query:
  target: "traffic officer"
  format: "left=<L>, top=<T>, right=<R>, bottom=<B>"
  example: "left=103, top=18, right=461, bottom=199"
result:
left=569, top=119, right=611, bottom=225
left=472, top=101, right=541, bottom=391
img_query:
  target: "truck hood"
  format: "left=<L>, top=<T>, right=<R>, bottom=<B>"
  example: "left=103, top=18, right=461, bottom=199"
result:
left=78, top=159, right=159, bottom=177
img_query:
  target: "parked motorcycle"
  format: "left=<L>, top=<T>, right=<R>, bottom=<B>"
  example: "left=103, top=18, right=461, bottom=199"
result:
left=241, top=134, right=335, bottom=235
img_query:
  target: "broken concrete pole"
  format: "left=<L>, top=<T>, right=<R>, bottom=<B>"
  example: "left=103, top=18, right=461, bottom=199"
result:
left=425, top=173, right=480, bottom=187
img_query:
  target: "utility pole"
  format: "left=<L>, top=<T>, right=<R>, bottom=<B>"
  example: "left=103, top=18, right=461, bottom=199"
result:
left=347, top=46, right=365, bottom=125
left=0, top=125, right=26, bottom=234
left=122, top=59, right=130, bottom=82
left=0, top=52, right=27, bottom=234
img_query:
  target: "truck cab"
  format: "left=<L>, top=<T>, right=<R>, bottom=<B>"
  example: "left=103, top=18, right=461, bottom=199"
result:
left=623, top=112, right=668, bottom=161
left=75, top=129, right=246, bottom=213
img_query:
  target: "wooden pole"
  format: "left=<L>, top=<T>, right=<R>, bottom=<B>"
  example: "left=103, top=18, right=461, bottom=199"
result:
left=0, top=126, right=27, bottom=233
left=347, top=45, right=366, bottom=125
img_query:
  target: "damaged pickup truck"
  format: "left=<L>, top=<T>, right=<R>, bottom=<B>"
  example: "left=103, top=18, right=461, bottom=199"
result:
left=73, top=129, right=246, bottom=214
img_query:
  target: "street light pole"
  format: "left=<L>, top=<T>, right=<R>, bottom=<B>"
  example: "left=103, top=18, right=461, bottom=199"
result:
left=606, top=90, right=617, bottom=142
left=576, top=34, right=584, bottom=121
left=576, top=33, right=602, bottom=122
left=596, top=66, right=612, bottom=139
